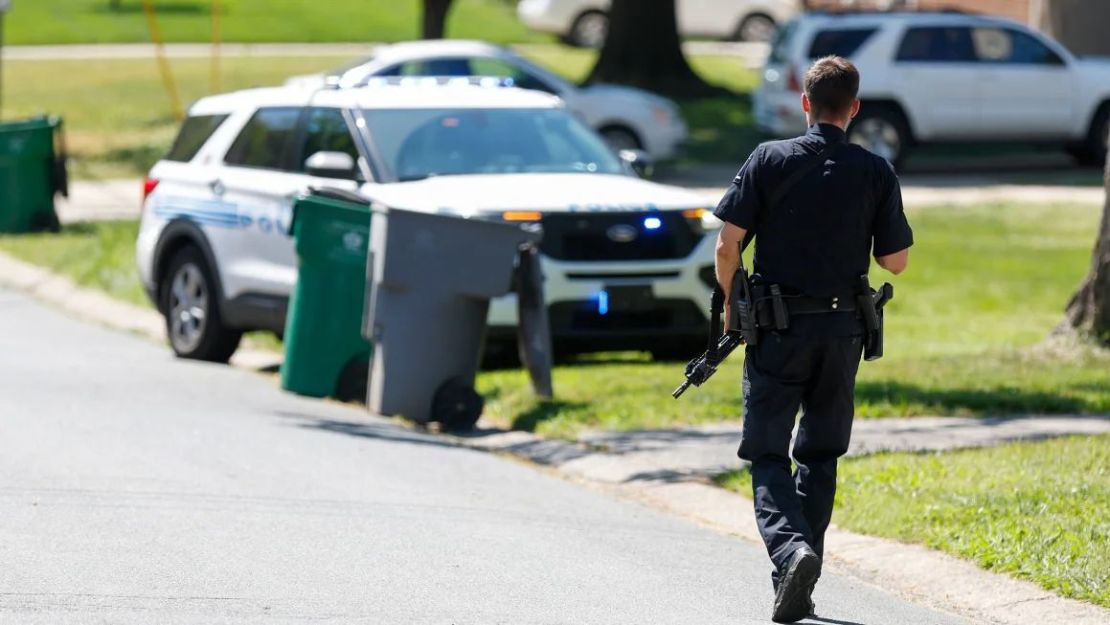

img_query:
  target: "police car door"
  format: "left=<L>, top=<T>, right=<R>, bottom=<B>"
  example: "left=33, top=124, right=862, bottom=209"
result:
left=218, top=106, right=306, bottom=300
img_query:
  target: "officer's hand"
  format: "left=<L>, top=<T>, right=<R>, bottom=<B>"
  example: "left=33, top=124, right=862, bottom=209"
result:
left=722, top=307, right=731, bottom=335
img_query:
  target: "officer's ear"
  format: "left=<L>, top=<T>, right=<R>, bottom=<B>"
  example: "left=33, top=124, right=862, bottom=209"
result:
left=801, top=93, right=812, bottom=114
left=849, top=98, right=861, bottom=120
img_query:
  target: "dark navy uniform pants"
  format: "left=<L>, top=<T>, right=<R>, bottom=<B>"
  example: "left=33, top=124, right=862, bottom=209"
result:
left=738, top=317, right=863, bottom=585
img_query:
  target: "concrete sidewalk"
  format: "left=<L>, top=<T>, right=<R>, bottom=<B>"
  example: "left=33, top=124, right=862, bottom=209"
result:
left=57, top=179, right=142, bottom=224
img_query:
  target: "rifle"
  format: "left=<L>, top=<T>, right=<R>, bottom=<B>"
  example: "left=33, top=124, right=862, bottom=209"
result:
left=673, top=242, right=752, bottom=399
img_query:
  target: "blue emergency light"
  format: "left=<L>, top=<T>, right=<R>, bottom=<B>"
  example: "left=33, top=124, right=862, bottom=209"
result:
left=643, top=216, right=662, bottom=230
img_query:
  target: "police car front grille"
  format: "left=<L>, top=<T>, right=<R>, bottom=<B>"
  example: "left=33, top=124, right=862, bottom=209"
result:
left=539, top=212, right=700, bottom=261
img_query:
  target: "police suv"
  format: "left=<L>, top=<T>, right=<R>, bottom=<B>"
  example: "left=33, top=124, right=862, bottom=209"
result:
left=136, top=79, right=719, bottom=363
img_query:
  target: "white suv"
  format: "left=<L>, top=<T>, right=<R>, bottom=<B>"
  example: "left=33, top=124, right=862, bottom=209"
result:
left=518, top=0, right=799, bottom=47
left=136, top=80, right=718, bottom=363
left=756, top=12, right=1110, bottom=166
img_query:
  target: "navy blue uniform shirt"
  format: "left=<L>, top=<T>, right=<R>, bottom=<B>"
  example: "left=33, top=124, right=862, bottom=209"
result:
left=713, top=123, right=913, bottom=298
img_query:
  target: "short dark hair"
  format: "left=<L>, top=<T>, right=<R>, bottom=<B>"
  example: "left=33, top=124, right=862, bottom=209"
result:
left=804, top=56, right=860, bottom=119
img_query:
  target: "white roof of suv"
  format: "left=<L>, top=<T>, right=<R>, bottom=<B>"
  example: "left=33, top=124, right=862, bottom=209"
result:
left=188, top=81, right=564, bottom=116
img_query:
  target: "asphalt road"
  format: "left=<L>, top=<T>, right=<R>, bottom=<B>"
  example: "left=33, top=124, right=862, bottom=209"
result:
left=0, top=288, right=973, bottom=625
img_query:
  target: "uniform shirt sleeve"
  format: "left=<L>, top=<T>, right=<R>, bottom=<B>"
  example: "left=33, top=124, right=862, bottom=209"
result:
left=713, top=145, right=764, bottom=230
left=871, top=161, right=914, bottom=257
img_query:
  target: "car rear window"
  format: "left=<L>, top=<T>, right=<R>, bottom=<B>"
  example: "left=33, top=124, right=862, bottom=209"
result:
left=165, top=114, right=228, bottom=162
left=808, top=28, right=878, bottom=59
left=224, top=107, right=302, bottom=170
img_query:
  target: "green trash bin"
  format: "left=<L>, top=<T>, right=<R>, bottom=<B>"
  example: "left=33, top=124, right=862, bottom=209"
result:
left=281, top=192, right=373, bottom=401
left=0, top=116, right=66, bottom=233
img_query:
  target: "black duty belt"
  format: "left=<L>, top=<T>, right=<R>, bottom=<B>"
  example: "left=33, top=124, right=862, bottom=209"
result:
left=753, top=293, right=857, bottom=327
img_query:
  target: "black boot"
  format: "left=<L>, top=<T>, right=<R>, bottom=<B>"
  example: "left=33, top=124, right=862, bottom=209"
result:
left=771, top=546, right=820, bottom=623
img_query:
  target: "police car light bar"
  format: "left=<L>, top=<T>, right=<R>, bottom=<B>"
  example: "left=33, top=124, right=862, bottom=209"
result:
left=359, top=76, right=517, bottom=89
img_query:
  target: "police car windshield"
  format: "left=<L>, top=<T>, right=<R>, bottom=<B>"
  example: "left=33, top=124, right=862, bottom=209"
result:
left=364, top=107, right=625, bottom=181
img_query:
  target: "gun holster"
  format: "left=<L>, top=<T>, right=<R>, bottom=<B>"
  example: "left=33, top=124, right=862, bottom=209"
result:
left=857, top=276, right=893, bottom=362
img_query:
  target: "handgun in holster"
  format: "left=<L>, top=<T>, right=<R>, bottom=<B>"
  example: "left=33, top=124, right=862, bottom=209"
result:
left=856, top=274, right=894, bottom=361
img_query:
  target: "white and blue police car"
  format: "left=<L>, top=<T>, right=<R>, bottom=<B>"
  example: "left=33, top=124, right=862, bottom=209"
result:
left=136, top=78, right=720, bottom=362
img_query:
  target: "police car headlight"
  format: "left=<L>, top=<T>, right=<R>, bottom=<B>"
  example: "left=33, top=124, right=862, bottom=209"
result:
left=682, top=208, right=720, bottom=235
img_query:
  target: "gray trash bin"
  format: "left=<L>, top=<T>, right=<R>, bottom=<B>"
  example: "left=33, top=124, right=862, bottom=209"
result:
left=364, top=207, right=545, bottom=431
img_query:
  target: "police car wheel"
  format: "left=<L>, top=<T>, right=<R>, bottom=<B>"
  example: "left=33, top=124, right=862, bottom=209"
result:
left=848, top=109, right=908, bottom=168
left=160, top=247, right=242, bottom=363
left=567, top=11, right=608, bottom=48
left=650, top=340, right=698, bottom=363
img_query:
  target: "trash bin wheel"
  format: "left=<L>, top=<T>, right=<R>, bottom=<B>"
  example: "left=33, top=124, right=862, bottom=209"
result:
left=335, top=355, right=370, bottom=404
left=432, top=378, right=484, bottom=432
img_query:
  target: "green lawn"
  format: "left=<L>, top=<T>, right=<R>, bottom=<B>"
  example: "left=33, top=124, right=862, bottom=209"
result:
left=478, top=201, right=1110, bottom=438
left=715, top=435, right=1110, bottom=608
left=2, top=55, right=355, bottom=179
left=0, top=220, right=148, bottom=304
left=5, top=0, right=544, bottom=45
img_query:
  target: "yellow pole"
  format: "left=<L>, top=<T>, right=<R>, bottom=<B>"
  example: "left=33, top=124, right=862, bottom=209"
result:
left=210, top=0, right=221, bottom=93
left=140, top=0, right=184, bottom=121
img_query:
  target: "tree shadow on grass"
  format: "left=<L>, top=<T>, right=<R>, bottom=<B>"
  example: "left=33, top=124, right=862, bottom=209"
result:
left=854, top=380, right=1091, bottom=416
left=510, top=399, right=590, bottom=432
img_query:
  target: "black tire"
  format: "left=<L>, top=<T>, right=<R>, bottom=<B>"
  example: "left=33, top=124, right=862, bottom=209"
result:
left=848, top=106, right=911, bottom=169
left=432, top=377, right=484, bottom=432
left=734, top=13, right=776, bottom=43
left=1071, top=103, right=1109, bottom=167
left=564, top=10, right=608, bottom=48
left=650, top=340, right=699, bottom=363
left=159, top=246, right=242, bottom=363
left=600, top=125, right=643, bottom=153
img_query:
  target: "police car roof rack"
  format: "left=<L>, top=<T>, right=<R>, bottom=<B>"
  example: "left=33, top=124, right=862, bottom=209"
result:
left=355, top=75, right=517, bottom=89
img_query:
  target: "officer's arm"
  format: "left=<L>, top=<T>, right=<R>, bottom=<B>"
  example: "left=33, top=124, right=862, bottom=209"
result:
left=715, top=222, right=748, bottom=301
left=876, top=248, right=909, bottom=275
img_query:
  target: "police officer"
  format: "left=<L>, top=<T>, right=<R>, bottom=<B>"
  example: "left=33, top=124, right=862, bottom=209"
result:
left=713, top=56, right=913, bottom=623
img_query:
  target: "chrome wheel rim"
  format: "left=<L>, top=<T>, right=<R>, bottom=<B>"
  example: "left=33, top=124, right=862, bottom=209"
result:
left=740, top=15, right=775, bottom=42
left=574, top=14, right=608, bottom=48
left=850, top=118, right=901, bottom=163
left=168, top=263, right=208, bottom=353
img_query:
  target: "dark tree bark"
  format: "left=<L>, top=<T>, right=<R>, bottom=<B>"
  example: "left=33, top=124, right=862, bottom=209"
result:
left=1062, top=151, right=1110, bottom=344
left=585, top=0, right=720, bottom=98
left=422, top=0, right=454, bottom=40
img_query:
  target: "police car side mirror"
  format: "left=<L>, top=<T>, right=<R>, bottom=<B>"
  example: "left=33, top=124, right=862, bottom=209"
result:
left=620, top=149, right=654, bottom=179
left=305, top=151, right=357, bottom=180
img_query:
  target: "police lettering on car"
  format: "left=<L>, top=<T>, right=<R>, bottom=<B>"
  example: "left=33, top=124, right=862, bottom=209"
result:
left=712, top=56, right=913, bottom=623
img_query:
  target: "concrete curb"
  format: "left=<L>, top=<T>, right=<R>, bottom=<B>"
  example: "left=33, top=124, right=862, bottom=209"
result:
left=453, top=428, right=1110, bottom=625
left=0, top=252, right=281, bottom=371
left=1, top=250, right=1106, bottom=624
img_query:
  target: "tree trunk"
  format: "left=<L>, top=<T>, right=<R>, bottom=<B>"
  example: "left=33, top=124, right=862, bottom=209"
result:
left=1062, top=151, right=1110, bottom=345
left=585, top=0, right=720, bottom=98
left=422, top=0, right=454, bottom=40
